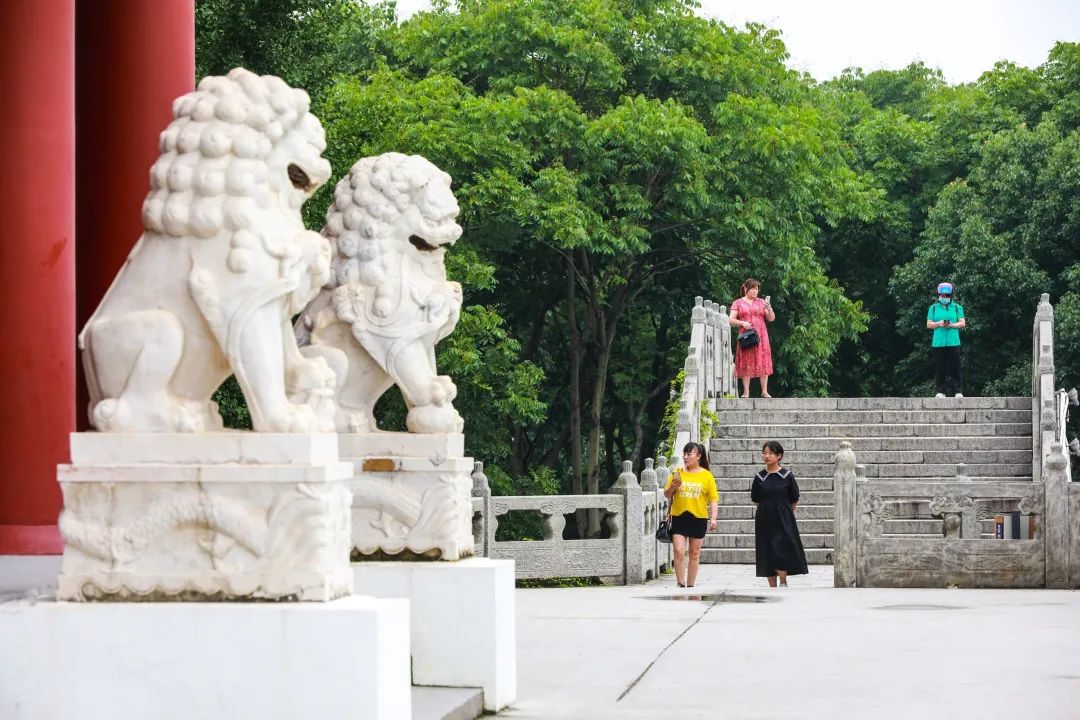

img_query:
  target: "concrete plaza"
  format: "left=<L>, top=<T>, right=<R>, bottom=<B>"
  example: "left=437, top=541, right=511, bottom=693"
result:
left=509, top=565, right=1080, bottom=719
left=4, top=559, right=1078, bottom=719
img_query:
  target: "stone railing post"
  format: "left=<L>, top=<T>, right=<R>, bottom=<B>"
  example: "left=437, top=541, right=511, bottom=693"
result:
left=1033, top=293, right=1055, bottom=483
left=610, top=460, right=643, bottom=584
left=471, top=461, right=494, bottom=558
left=833, top=441, right=858, bottom=588
left=716, top=304, right=733, bottom=397
left=640, top=458, right=660, bottom=579
left=1044, top=444, right=1070, bottom=588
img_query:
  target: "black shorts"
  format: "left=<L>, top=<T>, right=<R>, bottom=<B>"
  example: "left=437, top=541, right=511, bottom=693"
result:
left=670, top=511, right=707, bottom=539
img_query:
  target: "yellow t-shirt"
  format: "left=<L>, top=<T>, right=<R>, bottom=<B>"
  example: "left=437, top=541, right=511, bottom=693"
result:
left=664, top=468, right=719, bottom=519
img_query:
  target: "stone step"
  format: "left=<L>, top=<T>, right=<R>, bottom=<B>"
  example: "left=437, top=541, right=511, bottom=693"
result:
left=715, top=519, right=835, bottom=534
left=713, top=409, right=1030, bottom=425
left=714, top=423, right=1031, bottom=438
left=714, top=475, right=1031, bottom=491
left=712, top=436, right=1032, bottom=451
left=701, top=547, right=833, bottom=564
left=710, top=463, right=1033, bottom=478
left=709, top=449, right=1032, bottom=465
left=716, top=476, right=836, bottom=491
left=703, top=533, right=834, bottom=549
left=717, top=505, right=834, bottom=520
left=719, top=490, right=834, bottom=506
left=714, top=396, right=1030, bottom=410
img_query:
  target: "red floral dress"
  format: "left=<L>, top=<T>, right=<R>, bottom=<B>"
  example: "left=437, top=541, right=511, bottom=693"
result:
left=732, top=297, right=773, bottom=377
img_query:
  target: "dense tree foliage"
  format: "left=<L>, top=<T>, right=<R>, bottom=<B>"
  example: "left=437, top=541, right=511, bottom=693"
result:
left=196, top=1, right=1079, bottom=498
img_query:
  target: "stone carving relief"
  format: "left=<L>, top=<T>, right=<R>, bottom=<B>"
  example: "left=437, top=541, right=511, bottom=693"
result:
left=58, top=477, right=352, bottom=601
left=350, top=471, right=472, bottom=559
left=928, top=495, right=978, bottom=539
left=298, top=153, right=464, bottom=434
left=80, top=69, right=339, bottom=433
left=858, top=494, right=893, bottom=537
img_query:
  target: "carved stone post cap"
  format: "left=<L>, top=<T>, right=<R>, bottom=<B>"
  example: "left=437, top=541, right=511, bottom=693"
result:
left=834, top=441, right=856, bottom=471
left=471, top=460, right=490, bottom=495
left=854, top=464, right=867, bottom=478
left=611, top=459, right=640, bottom=491
left=644, top=458, right=654, bottom=469
left=1047, top=443, right=1068, bottom=472
left=695, top=296, right=704, bottom=306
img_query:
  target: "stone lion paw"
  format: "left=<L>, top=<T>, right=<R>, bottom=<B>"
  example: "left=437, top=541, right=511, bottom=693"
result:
left=406, top=403, right=463, bottom=434
left=432, top=376, right=457, bottom=404
left=269, top=403, right=334, bottom=433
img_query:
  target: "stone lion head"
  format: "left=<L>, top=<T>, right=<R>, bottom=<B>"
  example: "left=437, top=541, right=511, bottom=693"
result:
left=323, top=152, right=463, bottom=290
left=141, top=68, right=332, bottom=267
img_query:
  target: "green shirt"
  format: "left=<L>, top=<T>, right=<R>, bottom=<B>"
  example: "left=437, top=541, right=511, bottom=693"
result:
left=927, top=302, right=964, bottom=347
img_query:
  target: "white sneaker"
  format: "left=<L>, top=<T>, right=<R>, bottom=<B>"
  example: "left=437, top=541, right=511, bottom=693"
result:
left=935, top=393, right=946, bottom=398
left=954, top=393, right=964, bottom=398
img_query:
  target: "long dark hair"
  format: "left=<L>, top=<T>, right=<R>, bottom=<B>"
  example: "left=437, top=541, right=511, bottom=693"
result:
left=740, top=278, right=761, bottom=297
left=683, top=441, right=710, bottom=470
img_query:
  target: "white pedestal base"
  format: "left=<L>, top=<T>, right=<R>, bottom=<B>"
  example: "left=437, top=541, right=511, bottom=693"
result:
left=352, top=557, right=516, bottom=712
left=0, top=596, right=410, bottom=720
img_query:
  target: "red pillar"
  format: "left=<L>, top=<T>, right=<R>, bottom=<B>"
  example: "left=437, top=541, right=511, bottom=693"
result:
left=76, top=0, right=196, bottom=428
left=0, top=1, right=77, bottom=554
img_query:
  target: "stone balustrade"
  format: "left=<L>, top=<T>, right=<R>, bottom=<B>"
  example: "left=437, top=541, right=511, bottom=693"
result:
left=674, top=296, right=734, bottom=452
left=470, top=460, right=672, bottom=584
left=833, top=440, right=1079, bottom=588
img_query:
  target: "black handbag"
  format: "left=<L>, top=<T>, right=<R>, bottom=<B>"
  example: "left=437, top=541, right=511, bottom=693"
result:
left=738, top=326, right=760, bottom=349
left=655, top=518, right=672, bottom=543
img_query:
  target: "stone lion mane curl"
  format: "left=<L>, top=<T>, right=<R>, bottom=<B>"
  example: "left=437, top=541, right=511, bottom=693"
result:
left=323, top=152, right=454, bottom=289
left=140, top=67, right=326, bottom=260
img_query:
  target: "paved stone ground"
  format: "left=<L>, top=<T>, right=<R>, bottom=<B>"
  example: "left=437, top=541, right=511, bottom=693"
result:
left=5, top=559, right=1078, bottom=719
left=506, top=565, right=1080, bottom=719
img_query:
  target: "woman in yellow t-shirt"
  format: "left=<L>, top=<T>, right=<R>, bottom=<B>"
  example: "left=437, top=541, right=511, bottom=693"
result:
left=663, top=441, right=719, bottom=588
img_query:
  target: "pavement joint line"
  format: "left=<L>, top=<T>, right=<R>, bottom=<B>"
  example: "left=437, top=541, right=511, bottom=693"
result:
left=615, top=593, right=723, bottom=703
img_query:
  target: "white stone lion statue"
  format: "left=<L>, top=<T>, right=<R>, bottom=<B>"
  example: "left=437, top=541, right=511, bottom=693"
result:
left=297, top=153, right=464, bottom=434
left=80, top=68, right=341, bottom=433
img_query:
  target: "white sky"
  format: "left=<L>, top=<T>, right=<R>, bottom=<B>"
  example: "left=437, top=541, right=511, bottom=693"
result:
left=391, top=0, right=1080, bottom=83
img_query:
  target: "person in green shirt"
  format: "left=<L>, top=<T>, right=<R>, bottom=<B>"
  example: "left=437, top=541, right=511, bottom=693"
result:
left=926, top=282, right=966, bottom=398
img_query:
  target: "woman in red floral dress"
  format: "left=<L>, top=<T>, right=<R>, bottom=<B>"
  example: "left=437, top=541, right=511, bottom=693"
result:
left=728, top=278, right=775, bottom=398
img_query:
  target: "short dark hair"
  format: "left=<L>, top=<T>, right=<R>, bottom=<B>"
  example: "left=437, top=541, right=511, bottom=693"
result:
left=762, top=440, right=784, bottom=459
left=682, top=441, right=710, bottom=470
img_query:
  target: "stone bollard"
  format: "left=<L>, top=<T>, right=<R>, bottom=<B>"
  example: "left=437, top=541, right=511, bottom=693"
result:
left=833, top=441, right=858, bottom=588
left=471, top=461, right=495, bottom=558
left=610, top=460, right=644, bottom=584
left=1044, top=444, right=1070, bottom=588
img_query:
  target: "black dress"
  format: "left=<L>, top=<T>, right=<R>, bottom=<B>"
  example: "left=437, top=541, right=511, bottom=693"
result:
left=751, top=468, right=809, bottom=577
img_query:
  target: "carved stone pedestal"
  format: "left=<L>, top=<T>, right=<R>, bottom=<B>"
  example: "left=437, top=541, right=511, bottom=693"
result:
left=340, top=433, right=474, bottom=561
left=57, top=432, right=353, bottom=601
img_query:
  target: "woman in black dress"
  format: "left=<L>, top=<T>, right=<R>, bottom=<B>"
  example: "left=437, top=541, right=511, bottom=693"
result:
left=751, top=440, right=808, bottom=587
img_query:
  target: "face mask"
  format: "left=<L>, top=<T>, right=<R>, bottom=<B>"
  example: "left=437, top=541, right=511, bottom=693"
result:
left=938, top=296, right=952, bottom=305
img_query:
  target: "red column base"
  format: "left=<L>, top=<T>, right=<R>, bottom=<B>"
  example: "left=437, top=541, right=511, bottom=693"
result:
left=0, top=525, right=63, bottom=555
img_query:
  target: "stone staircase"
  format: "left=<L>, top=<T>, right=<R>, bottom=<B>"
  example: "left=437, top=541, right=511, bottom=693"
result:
left=703, top=396, right=1033, bottom=564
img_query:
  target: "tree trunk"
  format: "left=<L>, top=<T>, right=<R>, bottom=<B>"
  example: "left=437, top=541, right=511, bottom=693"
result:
left=566, top=256, right=586, bottom=537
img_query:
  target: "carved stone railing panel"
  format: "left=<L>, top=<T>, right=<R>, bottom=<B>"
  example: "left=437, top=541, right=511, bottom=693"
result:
left=833, top=440, right=1073, bottom=588
left=855, top=479, right=1047, bottom=588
